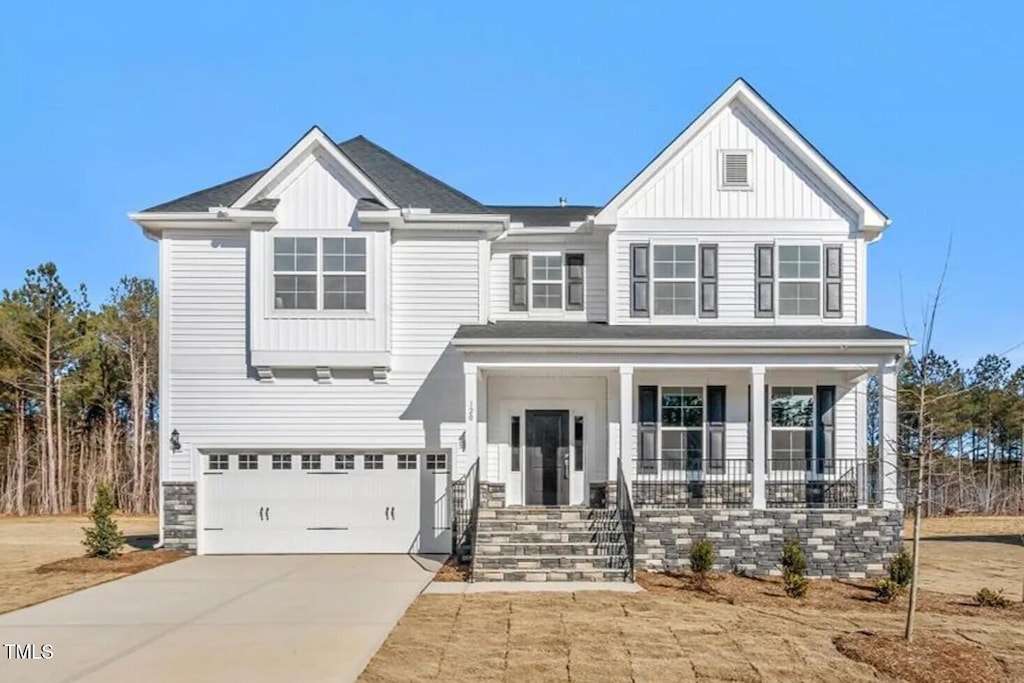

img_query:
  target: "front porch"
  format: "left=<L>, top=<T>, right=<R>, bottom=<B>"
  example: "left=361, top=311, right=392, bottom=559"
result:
left=460, top=362, right=901, bottom=513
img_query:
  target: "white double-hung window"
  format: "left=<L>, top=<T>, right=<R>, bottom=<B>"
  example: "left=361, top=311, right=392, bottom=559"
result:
left=769, top=386, right=814, bottom=471
left=652, top=245, right=697, bottom=315
left=777, top=245, right=820, bottom=316
left=530, top=254, right=563, bottom=309
left=273, top=236, right=366, bottom=312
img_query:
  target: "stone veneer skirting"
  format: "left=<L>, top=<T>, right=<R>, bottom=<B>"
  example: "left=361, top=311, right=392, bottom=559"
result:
left=634, top=508, right=902, bottom=578
left=162, top=481, right=197, bottom=552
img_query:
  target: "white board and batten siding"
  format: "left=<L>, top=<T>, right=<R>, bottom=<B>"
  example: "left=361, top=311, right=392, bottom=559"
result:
left=609, top=101, right=864, bottom=326
left=489, top=237, right=608, bottom=322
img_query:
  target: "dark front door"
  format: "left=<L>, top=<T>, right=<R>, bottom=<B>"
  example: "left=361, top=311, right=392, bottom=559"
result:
left=525, top=410, right=569, bottom=505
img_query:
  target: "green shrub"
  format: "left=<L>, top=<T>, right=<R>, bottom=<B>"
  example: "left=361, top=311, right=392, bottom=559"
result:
left=974, top=587, right=1011, bottom=608
left=82, top=483, right=125, bottom=559
left=780, top=539, right=809, bottom=598
left=873, top=578, right=906, bottom=603
left=888, top=547, right=913, bottom=588
left=689, top=539, right=716, bottom=582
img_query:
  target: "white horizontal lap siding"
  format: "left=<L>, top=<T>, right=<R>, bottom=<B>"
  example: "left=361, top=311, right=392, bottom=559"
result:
left=168, top=233, right=247, bottom=353
left=615, top=227, right=858, bottom=325
left=489, top=239, right=608, bottom=321
left=391, top=235, right=480, bottom=354
left=619, top=103, right=850, bottom=221
left=251, top=154, right=388, bottom=356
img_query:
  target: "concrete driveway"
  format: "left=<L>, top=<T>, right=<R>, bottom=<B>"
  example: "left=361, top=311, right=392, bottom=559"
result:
left=0, top=554, right=443, bottom=683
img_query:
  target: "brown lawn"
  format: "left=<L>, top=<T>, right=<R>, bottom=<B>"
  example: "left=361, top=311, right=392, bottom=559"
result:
left=0, top=514, right=180, bottom=615
left=361, top=515, right=1024, bottom=682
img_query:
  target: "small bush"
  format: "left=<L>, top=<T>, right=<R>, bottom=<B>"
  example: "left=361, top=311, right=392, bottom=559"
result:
left=888, top=547, right=913, bottom=588
left=780, top=539, right=809, bottom=598
left=873, top=578, right=906, bottom=603
left=690, top=539, right=716, bottom=581
left=974, top=587, right=1012, bottom=608
left=82, top=483, right=125, bottom=559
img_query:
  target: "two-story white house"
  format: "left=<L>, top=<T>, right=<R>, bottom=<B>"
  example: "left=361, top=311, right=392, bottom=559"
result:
left=131, top=79, right=908, bottom=581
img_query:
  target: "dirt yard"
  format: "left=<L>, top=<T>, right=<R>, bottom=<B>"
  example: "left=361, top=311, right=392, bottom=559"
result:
left=0, top=514, right=162, bottom=614
left=361, top=516, right=1024, bottom=682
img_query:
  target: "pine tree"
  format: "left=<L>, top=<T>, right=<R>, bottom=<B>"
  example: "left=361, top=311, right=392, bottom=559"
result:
left=82, top=482, right=125, bottom=558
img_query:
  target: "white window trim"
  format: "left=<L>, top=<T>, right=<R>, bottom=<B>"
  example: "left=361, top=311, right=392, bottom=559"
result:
left=658, top=385, right=705, bottom=474
left=767, top=385, right=815, bottom=476
left=718, top=149, right=753, bottom=191
left=528, top=251, right=565, bottom=312
left=267, top=232, right=372, bottom=320
left=776, top=243, right=823, bottom=318
left=649, top=240, right=699, bottom=320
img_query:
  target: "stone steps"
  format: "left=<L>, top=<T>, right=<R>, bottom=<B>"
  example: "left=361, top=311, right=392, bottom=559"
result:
left=475, top=542, right=626, bottom=556
left=471, top=505, right=632, bottom=582
left=475, top=554, right=627, bottom=570
left=473, top=567, right=630, bottom=582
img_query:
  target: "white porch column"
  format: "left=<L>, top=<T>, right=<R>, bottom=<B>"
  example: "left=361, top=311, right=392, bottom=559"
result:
left=618, top=365, right=634, bottom=481
left=477, top=370, right=489, bottom=480
left=607, top=372, right=618, bottom=483
left=463, top=363, right=478, bottom=475
left=750, top=365, right=767, bottom=509
left=877, top=363, right=900, bottom=509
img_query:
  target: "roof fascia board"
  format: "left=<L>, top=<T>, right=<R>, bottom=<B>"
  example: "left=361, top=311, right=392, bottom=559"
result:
left=451, top=337, right=910, bottom=352
left=128, top=210, right=277, bottom=236
left=233, top=126, right=398, bottom=210
left=594, top=79, right=887, bottom=231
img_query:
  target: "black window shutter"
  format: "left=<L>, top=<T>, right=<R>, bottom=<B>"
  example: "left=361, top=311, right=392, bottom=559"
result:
left=707, top=385, right=726, bottom=473
left=509, top=254, right=528, bottom=311
left=755, top=244, right=774, bottom=318
left=565, top=253, right=585, bottom=311
left=630, top=244, right=649, bottom=317
left=816, top=385, right=835, bottom=474
left=699, top=244, right=718, bottom=318
left=824, top=244, right=842, bottom=318
left=638, top=385, right=658, bottom=473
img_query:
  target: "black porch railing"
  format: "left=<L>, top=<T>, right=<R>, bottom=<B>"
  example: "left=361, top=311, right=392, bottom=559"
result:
left=633, top=458, right=752, bottom=508
left=765, top=457, right=877, bottom=509
left=616, top=458, right=635, bottom=581
left=632, top=457, right=879, bottom=509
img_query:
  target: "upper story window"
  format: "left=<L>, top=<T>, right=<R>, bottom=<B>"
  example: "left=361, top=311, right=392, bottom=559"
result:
left=273, top=236, right=366, bottom=312
left=531, top=254, right=563, bottom=309
left=509, top=252, right=584, bottom=313
left=720, top=150, right=752, bottom=189
left=652, top=245, right=696, bottom=316
left=778, top=245, right=820, bottom=316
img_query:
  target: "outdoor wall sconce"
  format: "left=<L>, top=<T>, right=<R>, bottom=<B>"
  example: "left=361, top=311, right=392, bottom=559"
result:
left=170, top=429, right=181, bottom=452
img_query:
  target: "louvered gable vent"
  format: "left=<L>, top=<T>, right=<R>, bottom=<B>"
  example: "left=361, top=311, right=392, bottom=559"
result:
left=722, top=151, right=750, bottom=188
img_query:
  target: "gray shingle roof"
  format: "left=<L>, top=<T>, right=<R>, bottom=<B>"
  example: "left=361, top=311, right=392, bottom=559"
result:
left=143, top=170, right=266, bottom=213
left=338, top=136, right=487, bottom=214
left=454, top=322, right=908, bottom=343
left=486, top=205, right=601, bottom=227
left=140, top=134, right=489, bottom=214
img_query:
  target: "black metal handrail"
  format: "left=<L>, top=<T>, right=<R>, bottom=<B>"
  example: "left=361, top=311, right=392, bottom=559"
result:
left=451, top=458, right=480, bottom=573
left=468, top=458, right=481, bottom=582
left=765, top=458, right=874, bottom=508
left=633, top=458, right=752, bottom=508
left=616, top=458, right=635, bottom=581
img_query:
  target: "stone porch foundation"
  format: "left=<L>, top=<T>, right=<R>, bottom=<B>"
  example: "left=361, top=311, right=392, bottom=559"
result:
left=634, top=508, right=902, bottom=578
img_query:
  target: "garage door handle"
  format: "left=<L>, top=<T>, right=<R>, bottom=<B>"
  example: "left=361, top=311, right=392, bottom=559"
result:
left=266, top=507, right=270, bottom=521
left=259, top=506, right=265, bottom=521
left=390, top=506, right=395, bottom=520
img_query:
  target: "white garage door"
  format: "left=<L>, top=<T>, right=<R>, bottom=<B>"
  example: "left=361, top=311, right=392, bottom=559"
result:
left=200, top=452, right=452, bottom=555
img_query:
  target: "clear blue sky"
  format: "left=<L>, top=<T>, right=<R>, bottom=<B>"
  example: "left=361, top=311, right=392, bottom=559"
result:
left=2, top=2, right=1021, bottom=366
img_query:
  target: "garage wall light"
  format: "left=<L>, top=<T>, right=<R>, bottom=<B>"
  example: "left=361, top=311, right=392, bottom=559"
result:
left=170, top=429, right=181, bottom=452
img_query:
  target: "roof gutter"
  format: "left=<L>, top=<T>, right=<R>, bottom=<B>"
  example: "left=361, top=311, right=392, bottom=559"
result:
left=357, top=208, right=510, bottom=233
left=452, top=337, right=911, bottom=352
left=128, top=206, right=277, bottom=239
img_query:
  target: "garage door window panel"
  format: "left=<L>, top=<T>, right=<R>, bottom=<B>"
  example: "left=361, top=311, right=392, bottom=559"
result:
left=398, top=454, right=417, bottom=470
left=272, top=454, right=292, bottom=470
left=365, top=454, right=383, bottom=470
left=301, top=454, right=321, bottom=470
left=238, top=454, right=258, bottom=470
left=208, top=454, right=229, bottom=471
left=334, top=454, right=354, bottom=470
left=426, top=453, right=448, bottom=471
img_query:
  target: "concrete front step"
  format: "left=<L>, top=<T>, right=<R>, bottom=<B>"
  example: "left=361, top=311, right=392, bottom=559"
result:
left=474, top=568, right=630, bottom=582
left=476, top=542, right=626, bottom=556
left=475, top=555, right=626, bottom=570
